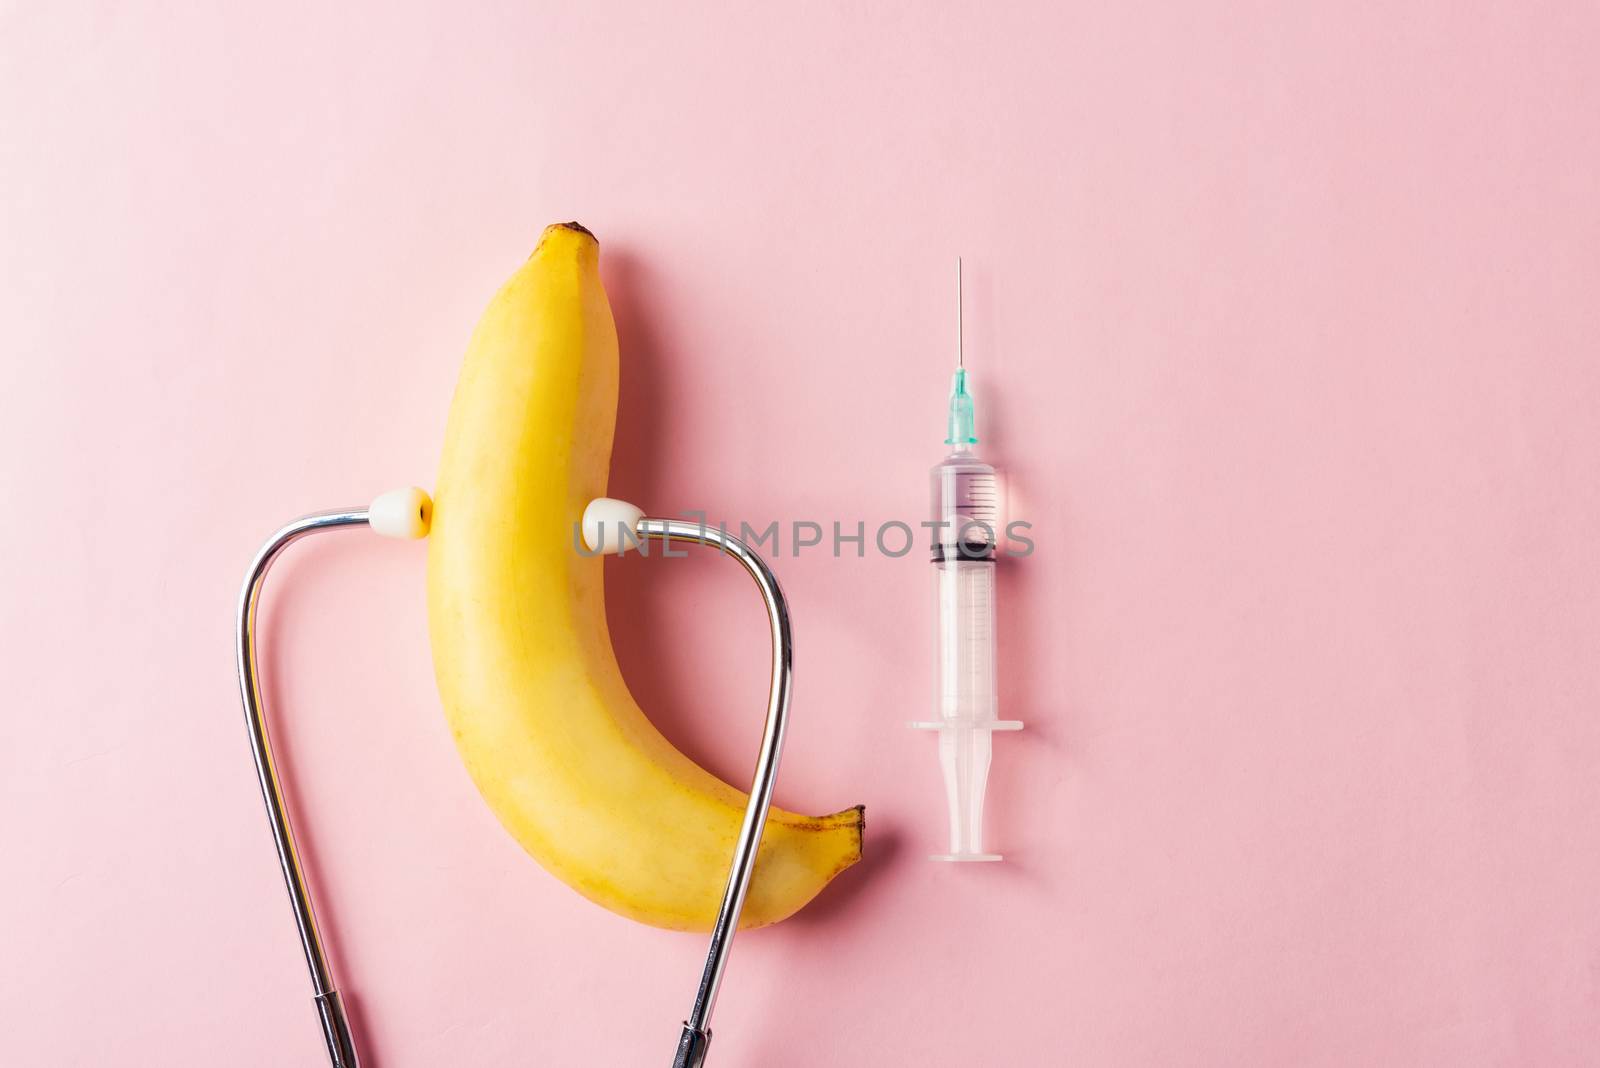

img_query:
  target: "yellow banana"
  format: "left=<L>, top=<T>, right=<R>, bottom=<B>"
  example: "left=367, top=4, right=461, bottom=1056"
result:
left=427, top=222, right=864, bottom=931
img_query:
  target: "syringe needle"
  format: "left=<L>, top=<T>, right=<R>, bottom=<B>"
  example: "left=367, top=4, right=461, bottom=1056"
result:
left=956, top=256, right=964, bottom=369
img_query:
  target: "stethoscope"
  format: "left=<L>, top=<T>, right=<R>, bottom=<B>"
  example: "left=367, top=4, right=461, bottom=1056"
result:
left=237, top=489, right=791, bottom=1068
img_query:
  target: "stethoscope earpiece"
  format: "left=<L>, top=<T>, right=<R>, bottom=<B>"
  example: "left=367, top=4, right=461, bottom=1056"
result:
left=581, top=496, right=644, bottom=554
left=367, top=486, right=433, bottom=540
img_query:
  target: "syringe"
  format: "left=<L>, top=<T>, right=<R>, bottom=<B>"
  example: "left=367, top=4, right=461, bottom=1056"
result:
left=910, top=258, right=1022, bottom=862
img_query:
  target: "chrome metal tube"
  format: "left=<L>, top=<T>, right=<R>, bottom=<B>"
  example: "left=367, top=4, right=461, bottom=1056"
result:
left=236, top=509, right=369, bottom=1068
left=237, top=511, right=792, bottom=1068
left=639, top=519, right=793, bottom=1068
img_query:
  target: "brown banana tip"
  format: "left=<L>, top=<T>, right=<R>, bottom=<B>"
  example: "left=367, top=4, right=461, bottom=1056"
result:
left=530, top=220, right=599, bottom=260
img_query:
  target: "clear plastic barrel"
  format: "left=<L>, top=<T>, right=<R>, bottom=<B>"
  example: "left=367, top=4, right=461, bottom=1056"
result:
left=931, top=449, right=1001, bottom=730
left=917, top=449, right=1020, bottom=860
left=930, top=450, right=999, bottom=564
left=933, top=558, right=998, bottom=858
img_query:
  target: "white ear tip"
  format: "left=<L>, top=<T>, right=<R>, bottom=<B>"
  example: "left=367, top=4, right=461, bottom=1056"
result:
left=369, top=487, right=433, bottom=539
left=582, top=497, right=643, bottom=555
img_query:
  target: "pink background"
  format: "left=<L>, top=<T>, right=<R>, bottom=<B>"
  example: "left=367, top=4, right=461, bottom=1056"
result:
left=4, top=3, right=1599, bottom=1065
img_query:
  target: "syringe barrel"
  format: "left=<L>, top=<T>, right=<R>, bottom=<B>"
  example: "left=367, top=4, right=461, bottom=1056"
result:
left=933, top=557, right=998, bottom=857
left=926, top=449, right=1007, bottom=859
left=930, top=450, right=1000, bottom=724
left=930, top=450, right=998, bottom=564
left=933, top=558, right=997, bottom=724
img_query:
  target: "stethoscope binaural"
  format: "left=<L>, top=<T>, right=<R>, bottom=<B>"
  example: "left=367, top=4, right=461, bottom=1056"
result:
left=237, top=489, right=790, bottom=1068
